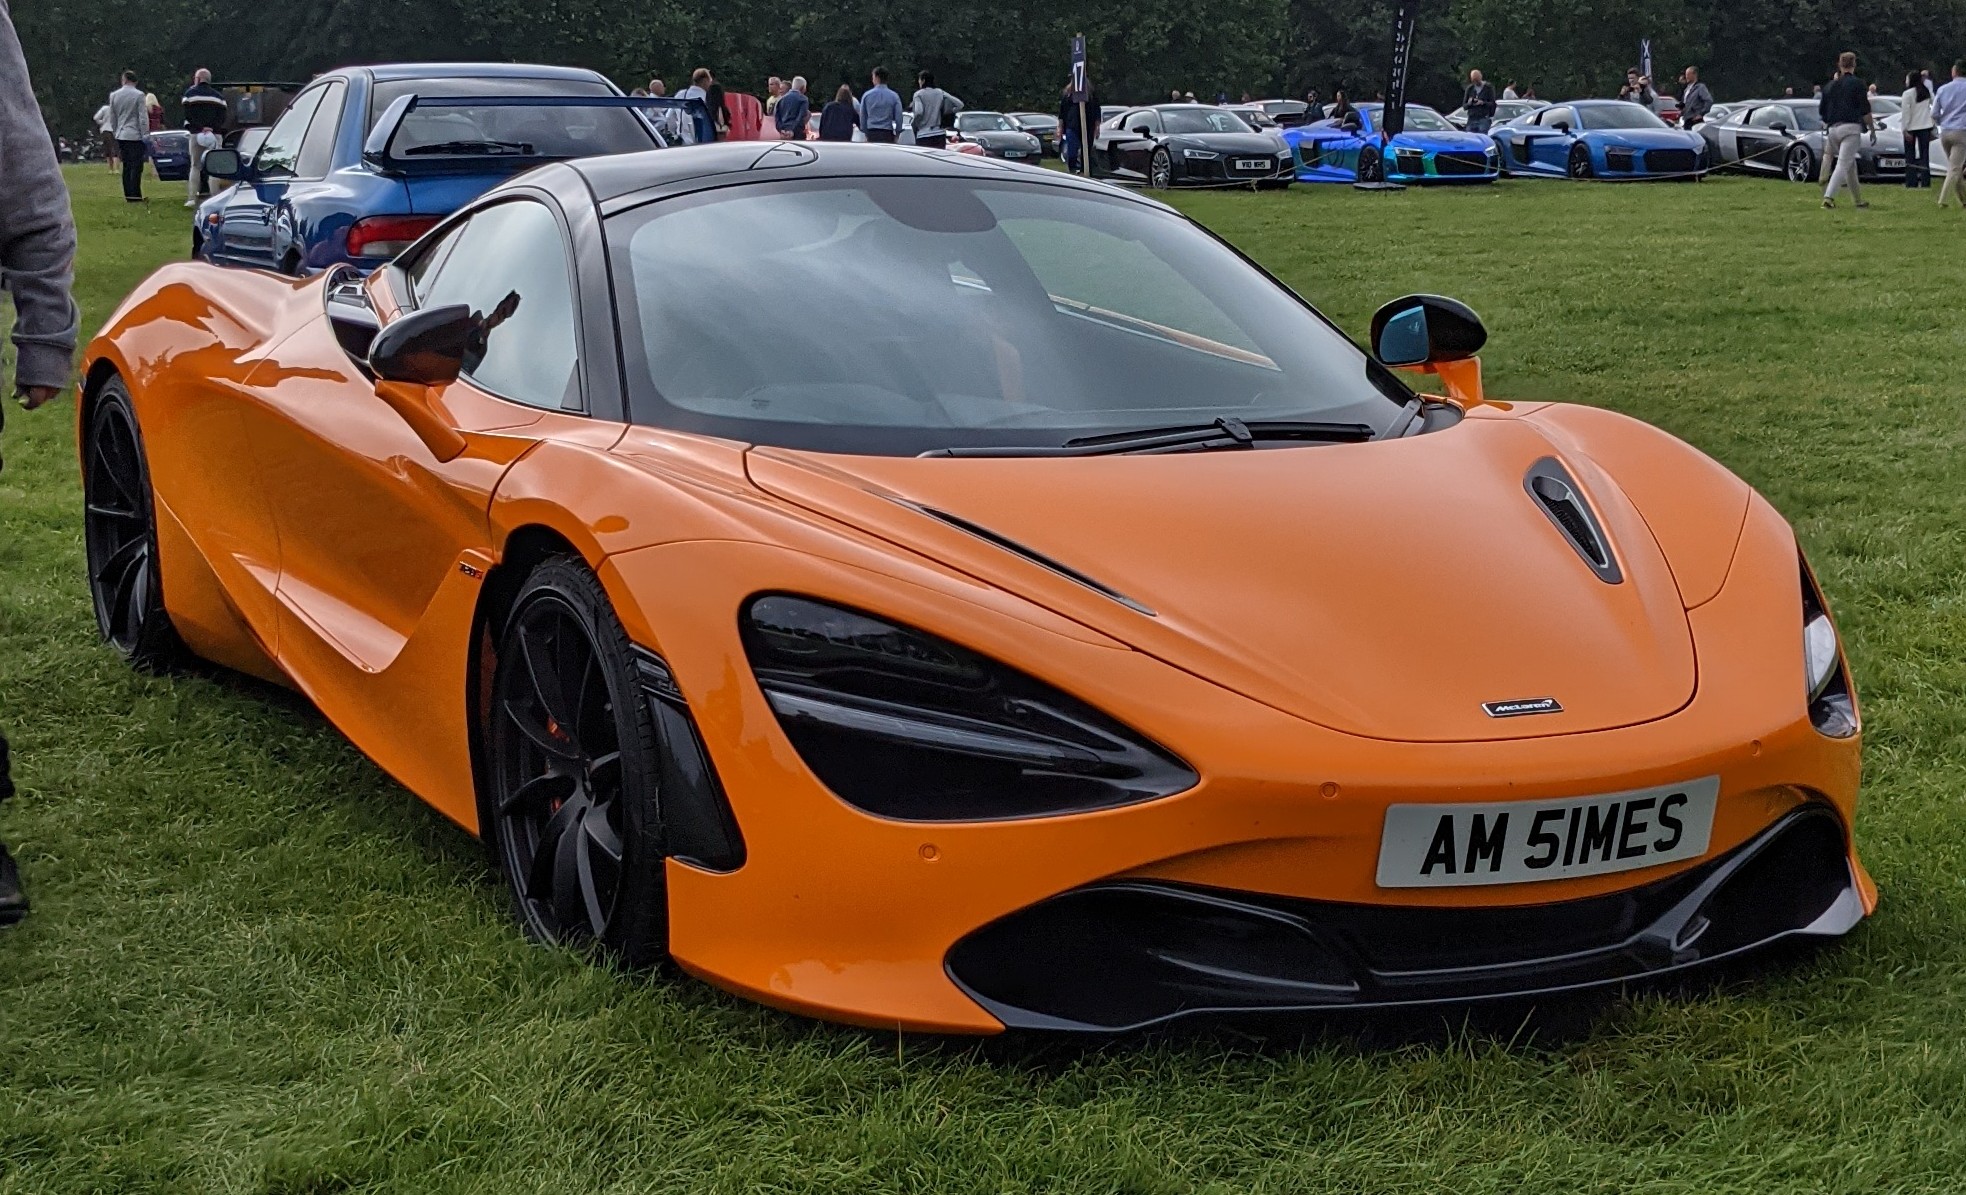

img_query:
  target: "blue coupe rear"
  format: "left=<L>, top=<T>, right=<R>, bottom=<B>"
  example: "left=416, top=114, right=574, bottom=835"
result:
left=1284, top=104, right=1498, bottom=184
left=192, top=63, right=677, bottom=274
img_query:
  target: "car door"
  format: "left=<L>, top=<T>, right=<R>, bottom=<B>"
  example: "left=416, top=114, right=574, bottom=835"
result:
left=1526, top=107, right=1576, bottom=172
left=214, top=83, right=328, bottom=268
left=233, top=194, right=622, bottom=823
left=1112, top=110, right=1161, bottom=177
left=1735, top=105, right=1794, bottom=174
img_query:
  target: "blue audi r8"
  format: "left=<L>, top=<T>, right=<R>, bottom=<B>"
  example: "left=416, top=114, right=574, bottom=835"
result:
left=191, top=62, right=705, bottom=275
left=1489, top=99, right=1709, bottom=180
left=1283, top=104, right=1499, bottom=184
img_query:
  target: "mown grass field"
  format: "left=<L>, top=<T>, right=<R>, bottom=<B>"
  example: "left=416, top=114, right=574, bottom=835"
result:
left=3, top=163, right=1966, bottom=1193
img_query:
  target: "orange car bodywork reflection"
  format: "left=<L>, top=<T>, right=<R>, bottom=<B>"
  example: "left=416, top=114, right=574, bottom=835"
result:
left=81, top=264, right=1868, bottom=1034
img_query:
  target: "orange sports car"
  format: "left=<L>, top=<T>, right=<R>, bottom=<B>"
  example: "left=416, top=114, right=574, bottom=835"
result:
left=79, top=143, right=1870, bottom=1033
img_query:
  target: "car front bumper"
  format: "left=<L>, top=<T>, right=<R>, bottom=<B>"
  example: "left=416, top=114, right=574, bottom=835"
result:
left=598, top=491, right=1868, bottom=1034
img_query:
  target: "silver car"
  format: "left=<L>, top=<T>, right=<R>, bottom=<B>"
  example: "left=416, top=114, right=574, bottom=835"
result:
left=1697, top=99, right=1906, bottom=182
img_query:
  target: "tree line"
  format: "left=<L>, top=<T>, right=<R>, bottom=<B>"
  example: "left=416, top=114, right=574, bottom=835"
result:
left=20, top=0, right=1966, bottom=136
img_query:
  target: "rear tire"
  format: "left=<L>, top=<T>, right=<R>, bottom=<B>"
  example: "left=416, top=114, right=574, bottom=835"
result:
left=83, top=378, right=189, bottom=671
left=483, top=556, right=670, bottom=966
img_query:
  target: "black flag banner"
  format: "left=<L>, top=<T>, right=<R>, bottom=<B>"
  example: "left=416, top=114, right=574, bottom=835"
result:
left=1380, top=0, right=1420, bottom=138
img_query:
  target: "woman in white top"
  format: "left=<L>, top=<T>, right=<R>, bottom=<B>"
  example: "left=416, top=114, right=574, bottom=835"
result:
left=1903, top=71, right=1936, bottom=188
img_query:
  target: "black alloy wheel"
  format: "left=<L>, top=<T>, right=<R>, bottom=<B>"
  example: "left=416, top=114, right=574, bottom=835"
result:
left=1149, top=147, right=1174, bottom=189
left=1567, top=143, right=1594, bottom=178
left=486, top=556, right=669, bottom=965
left=1357, top=145, right=1384, bottom=183
left=83, top=379, right=186, bottom=668
left=1785, top=144, right=1815, bottom=183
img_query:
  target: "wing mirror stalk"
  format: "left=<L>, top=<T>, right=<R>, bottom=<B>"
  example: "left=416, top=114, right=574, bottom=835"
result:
left=367, top=303, right=474, bottom=462
left=1370, top=293, right=1489, bottom=406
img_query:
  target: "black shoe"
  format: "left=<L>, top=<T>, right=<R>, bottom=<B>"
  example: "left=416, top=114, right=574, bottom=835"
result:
left=0, top=844, right=26, bottom=927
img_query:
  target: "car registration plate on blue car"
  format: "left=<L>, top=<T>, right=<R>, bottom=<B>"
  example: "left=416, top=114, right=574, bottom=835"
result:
left=1375, top=776, right=1720, bottom=888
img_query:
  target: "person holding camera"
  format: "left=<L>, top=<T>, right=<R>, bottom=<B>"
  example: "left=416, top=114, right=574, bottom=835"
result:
left=1462, top=70, right=1498, bottom=133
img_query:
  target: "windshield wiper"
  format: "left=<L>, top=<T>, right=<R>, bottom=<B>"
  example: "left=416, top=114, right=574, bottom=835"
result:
left=920, top=417, right=1376, bottom=458
left=402, top=139, right=538, bottom=156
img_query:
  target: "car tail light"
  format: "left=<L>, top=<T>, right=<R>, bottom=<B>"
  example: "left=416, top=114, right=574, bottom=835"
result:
left=346, top=214, right=440, bottom=260
left=741, top=596, right=1195, bottom=821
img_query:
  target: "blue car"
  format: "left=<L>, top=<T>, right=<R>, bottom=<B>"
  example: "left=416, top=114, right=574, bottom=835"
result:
left=145, top=130, right=191, bottom=181
left=193, top=63, right=695, bottom=274
left=1489, top=99, right=1709, bottom=180
left=1283, top=104, right=1499, bottom=184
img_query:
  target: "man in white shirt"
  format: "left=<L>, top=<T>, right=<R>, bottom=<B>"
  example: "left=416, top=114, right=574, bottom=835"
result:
left=1933, top=60, right=1966, bottom=209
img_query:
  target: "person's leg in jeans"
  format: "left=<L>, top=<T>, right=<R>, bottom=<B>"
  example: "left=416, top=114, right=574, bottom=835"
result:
left=118, top=138, right=145, bottom=201
left=1823, top=123, right=1862, bottom=204
left=1940, top=130, right=1966, bottom=208
left=0, top=731, right=25, bottom=927
left=1468, top=115, right=1490, bottom=134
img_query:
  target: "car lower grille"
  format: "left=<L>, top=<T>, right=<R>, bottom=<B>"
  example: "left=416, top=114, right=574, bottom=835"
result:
left=946, top=806, right=1857, bottom=1031
left=1395, top=150, right=1425, bottom=174
left=1434, top=151, right=1491, bottom=175
left=1646, top=148, right=1697, bottom=173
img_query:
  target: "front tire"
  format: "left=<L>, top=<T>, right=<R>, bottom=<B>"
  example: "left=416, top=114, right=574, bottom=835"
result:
left=1785, top=143, right=1816, bottom=183
left=1357, top=145, right=1384, bottom=183
left=484, top=556, right=670, bottom=965
left=1149, top=148, right=1174, bottom=190
left=83, top=379, right=188, bottom=670
left=1568, top=143, right=1595, bottom=178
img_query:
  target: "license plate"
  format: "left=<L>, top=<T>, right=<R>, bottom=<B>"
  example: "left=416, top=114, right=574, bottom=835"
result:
left=1375, top=776, right=1719, bottom=888
left=1235, top=158, right=1270, bottom=171
left=1004, top=150, right=1027, bottom=158
left=1880, top=157, right=1904, bottom=168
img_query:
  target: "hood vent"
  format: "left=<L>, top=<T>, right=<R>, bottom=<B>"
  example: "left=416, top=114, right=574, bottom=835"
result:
left=907, top=503, right=1157, bottom=617
left=1525, top=458, right=1622, bottom=584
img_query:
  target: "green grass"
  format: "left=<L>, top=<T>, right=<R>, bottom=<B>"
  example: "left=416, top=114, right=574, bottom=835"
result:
left=5, top=164, right=1966, bottom=1193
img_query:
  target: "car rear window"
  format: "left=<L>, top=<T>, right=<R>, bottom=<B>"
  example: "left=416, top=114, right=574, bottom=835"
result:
left=367, top=76, right=656, bottom=158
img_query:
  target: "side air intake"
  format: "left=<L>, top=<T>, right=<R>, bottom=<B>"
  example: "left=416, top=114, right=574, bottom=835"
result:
left=1525, top=458, right=1622, bottom=584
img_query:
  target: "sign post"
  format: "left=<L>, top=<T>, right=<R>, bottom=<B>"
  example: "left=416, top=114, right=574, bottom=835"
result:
left=1357, top=0, right=1417, bottom=189
left=1070, top=33, right=1090, bottom=177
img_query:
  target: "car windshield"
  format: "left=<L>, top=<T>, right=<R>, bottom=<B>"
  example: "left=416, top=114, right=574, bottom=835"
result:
left=1578, top=104, right=1669, bottom=130
left=368, top=76, right=658, bottom=158
left=1391, top=106, right=1452, bottom=131
left=1161, top=109, right=1255, bottom=134
left=607, top=177, right=1406, bottom=455
left=958, top=112, right=1017, bottom=132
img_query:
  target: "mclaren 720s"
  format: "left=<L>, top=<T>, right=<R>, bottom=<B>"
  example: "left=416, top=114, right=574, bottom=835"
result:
left=78, top=142, right=1871, bottom=1033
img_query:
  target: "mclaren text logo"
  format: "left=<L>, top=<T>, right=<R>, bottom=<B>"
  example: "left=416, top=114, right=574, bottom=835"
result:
left=1481, top=696, right=1563, bottom=718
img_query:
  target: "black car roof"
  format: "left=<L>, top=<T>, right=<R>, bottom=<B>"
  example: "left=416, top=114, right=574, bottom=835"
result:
left=564, top=142, right=1144, bottom=208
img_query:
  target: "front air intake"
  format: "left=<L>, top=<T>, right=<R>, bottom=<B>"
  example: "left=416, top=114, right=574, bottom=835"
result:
left=1525, top=458, right=1622, bottom=583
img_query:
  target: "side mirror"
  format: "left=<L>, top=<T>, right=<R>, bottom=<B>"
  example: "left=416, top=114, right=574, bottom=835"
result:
left=368, top=303, right=474, bottom=386
left=366, top=304, right=475, bottom=462
left=1552, top=121, right=1572, bottom=134
left=1370, top=294, right=1487, bottom=367
left=202, top=148, right=244, bottom=179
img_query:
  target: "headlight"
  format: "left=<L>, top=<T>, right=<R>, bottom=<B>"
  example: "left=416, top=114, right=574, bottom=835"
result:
left=1800, top=558, right=1857, bottom=738
left=741, top=596, right=1196, bottom=821
left=1182, top=149, right=1220, bottom=160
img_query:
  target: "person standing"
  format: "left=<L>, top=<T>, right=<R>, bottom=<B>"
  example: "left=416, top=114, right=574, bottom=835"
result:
left=92, top=95, right=117, bottom=171
left=860, top=66, right=902, bottom=142
left=181, top=67, right=226, bottom=207
left=108, top=70, right=148, bottom=201
left=1678, top=66, right=1712, bottom=127
left=1819, top=52, right=1873, bottom=209
left=1462, top=69, right=1497, bottom=133
left=2, top=0, right=84, bottom=928
left=818, top=84, right=857, bottom=141
left=1502, top=81, right=1519, bottom=100
left=774, top=76, right=810, bottom=141
left=648, top=78, right=666, bottom=98
left=764, top=76, right=783, bottom=116
left=910, top=71, right=961, bottom=149
left=1935, top=60, right=1966, bottom=209
left=1902, top=70, right=1935, bottom=188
